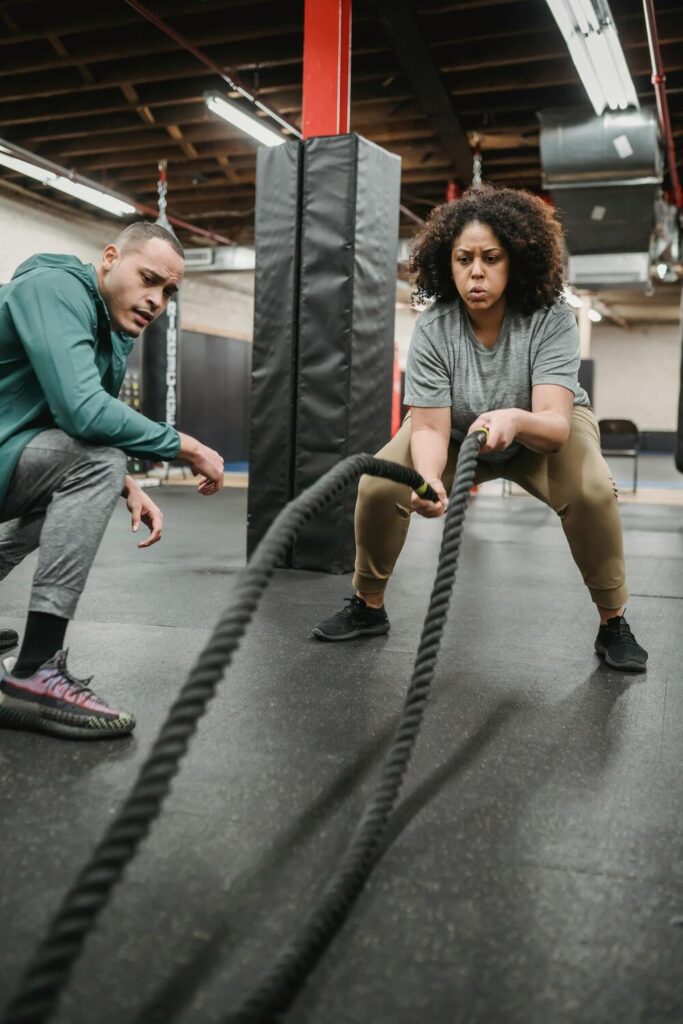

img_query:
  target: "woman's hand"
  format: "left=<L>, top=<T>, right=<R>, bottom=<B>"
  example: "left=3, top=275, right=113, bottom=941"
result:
left=123, top=477, right=164, bottom=548
left=468, top=409, right=520, bottom=453
left=410, top=477, right=449, bottom=518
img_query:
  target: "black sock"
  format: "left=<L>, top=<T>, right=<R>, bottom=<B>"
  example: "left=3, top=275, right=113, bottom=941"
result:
left=12, top=612, right=68, bottom=678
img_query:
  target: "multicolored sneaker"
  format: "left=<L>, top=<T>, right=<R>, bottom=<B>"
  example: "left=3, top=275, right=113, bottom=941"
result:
left=0, top=650, right=136, bottom=739
left=0, top=627, right=19, bottom=653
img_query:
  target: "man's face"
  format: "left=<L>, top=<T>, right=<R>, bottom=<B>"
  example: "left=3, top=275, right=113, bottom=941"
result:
left=98, top=238, right=185, bottom=337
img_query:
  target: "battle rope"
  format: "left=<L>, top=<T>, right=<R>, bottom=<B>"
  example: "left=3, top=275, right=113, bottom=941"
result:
left=1, top=451, right=459, bottom=1024
left=225, top=430, right=486, bottom=1022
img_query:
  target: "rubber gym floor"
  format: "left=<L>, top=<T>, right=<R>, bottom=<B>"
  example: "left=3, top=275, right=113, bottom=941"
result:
left=1, top=473, right=681, bottom=1024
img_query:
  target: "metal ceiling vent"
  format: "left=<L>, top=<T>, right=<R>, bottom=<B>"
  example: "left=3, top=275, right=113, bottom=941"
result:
left=539, top=108, right=663, bottom=288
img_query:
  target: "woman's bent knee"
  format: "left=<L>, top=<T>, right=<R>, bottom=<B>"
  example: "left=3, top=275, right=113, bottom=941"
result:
left=357, top=473, right=411, bottom=515
left=564, top=476, right=618, bottom=519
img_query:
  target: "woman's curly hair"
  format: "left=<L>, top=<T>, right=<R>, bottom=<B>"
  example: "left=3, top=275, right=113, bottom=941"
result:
left=410, top=185, right=566, bottom=314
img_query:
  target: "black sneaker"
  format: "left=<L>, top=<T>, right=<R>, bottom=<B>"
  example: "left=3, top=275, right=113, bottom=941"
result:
left=595, top=613, right=648, bottom=672
left=312, top=596, right=390, bottom=642
left=0, top=628, right=18, bottom=654
left=0, top=650, right=136, bottom=739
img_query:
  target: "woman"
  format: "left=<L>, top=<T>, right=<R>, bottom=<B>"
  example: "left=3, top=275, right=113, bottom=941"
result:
left=313, top=186, right=647, bottom=672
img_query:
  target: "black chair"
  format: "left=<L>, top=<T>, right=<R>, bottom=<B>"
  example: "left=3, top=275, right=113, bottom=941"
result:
left=598, top=418, right=639, bottom=494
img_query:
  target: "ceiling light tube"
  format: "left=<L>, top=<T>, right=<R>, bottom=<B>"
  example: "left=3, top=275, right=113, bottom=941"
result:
left=545, top=0, right=574, bottom=37
left=566, top=33, right=607, bottom=114
left=589, top=32, right=634, bottom=109
left=545, top=0, right=638, bottom=115
left=0, top=146, right=136, bottom=217
left=572, top=0, right=600, bottom=33
left=603, top=24, right=639, bottom=107
left=585, top=32, right=622, bottom=109
left=205, top=93, right=286, bottom=147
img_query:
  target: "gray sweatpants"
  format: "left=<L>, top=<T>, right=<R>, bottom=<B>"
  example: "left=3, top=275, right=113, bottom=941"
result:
left=0, top=429, right=126, bottom=619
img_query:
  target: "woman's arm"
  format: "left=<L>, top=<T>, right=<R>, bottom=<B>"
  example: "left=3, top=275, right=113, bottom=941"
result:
left=409, top=406, right=452, bottom=517
left=467, top=384, right=574, bottom=454
left=518, top=383, right=573, bottom=452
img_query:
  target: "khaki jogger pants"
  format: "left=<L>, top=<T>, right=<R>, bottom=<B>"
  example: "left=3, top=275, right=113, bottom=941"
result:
left=353, top=406, right=628, bottom=610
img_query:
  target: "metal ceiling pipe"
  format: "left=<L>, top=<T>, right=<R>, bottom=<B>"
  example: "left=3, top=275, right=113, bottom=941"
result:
left=642, top=0, right=683, bottom=212
left=123, top=0, right=301, bottom=139
left=134, top=202, right=234, bottom=246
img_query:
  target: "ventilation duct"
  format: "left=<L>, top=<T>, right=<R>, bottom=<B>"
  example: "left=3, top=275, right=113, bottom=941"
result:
left=539, top=109, right=663, bottom=288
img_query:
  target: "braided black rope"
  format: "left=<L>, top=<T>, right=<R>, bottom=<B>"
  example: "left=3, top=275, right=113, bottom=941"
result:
left=0, top=455, right=441, bottom=1024
left=225, top=430, right=485, bottom=1023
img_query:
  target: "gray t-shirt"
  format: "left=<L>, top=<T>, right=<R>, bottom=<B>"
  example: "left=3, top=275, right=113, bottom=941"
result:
left=403, top=299, right=590, bottom=462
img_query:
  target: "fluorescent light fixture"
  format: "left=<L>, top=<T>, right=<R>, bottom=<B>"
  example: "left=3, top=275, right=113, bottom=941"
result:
left=563, top=285, right=584, bottom=308
left=205, top=93, right=285, bottom=147
left=587, top=307, right=602, bottom=322
left=0, top=146, right=136, bottom=217
left=545, top=0, right=639, bottom=115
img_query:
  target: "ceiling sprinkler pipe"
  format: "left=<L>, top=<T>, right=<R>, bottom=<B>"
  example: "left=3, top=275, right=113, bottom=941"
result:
left=123, top=0, right=301, bottom=140
left=642, top=0, right=683, bottom=212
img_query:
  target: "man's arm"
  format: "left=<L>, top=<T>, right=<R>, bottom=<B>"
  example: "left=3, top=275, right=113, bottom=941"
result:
left=11, top=272, right=180, bottom=461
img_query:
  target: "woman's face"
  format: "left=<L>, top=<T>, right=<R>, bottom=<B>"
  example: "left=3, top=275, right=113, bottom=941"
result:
left=451, top=220, right=510, bottom=314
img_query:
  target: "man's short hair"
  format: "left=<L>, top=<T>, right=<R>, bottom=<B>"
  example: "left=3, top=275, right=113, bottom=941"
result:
left=114, top=221, right=185, bottom=260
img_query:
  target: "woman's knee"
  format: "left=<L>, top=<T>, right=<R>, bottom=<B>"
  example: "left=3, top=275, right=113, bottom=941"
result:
left=357, top=473, right=411, bottom=517
left=565, top=474, right=618, bottom=518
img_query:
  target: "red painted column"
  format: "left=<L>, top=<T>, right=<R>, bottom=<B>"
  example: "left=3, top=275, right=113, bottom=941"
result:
left=302, top=0, right=351, bottom=138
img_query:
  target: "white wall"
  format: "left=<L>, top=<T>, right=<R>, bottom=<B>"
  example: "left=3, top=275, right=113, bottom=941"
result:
left=0, top=191, right=255, bottom=340
left=590, top=321, right=681, bottom=430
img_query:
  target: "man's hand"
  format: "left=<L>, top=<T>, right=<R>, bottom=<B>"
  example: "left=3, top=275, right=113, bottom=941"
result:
left=123, top=477, right=163, bottom=548
left=177, top=433, right=224, bottom=495
left=468, top=409, right=520, bottom=454
left=410, top=477, right=449, bottom=518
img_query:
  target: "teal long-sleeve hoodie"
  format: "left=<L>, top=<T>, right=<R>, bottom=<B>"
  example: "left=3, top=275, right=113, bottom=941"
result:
left=0, top=254, right=180, bottom=509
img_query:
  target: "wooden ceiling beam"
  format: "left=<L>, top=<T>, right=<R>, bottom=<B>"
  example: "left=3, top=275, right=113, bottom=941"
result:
left=75, top=144, right=259, bottom=172
left=166, top=123, right=199, bottom=160
left=15, top=9, right=667, bottom=107
left=40, top=124, right=267, bottom=159
left=364, top=0, right=473, bottom=179
left=120, top=82, right=156, bottom=126
left=0, top=0, right=280, bottom=47
left=0, top=8, right=19, bottom=33
left=0, top=27, right=307, bottom=80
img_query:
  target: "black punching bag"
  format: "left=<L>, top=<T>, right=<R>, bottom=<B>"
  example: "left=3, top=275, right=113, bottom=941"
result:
left=141, top=290, right=180, bottom=428
left=141, top=176, right=181, bottom=432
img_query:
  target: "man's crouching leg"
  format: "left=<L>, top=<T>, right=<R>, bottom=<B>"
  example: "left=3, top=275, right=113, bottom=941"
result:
left=0, top=430, right=136, bottom=739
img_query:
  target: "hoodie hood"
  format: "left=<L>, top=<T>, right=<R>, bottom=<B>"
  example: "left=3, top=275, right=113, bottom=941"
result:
left=12, top=253, right=99, bottom=294
left=11, top=254, right=133, bottom=348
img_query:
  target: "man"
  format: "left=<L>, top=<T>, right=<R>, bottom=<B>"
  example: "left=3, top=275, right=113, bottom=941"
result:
left=0, top=221, right=224, bottom=740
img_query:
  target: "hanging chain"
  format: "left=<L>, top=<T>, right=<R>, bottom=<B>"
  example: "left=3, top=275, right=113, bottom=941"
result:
left=156, top=160, right=171, bottom=228
left=471, top=133, right=483, bottom=190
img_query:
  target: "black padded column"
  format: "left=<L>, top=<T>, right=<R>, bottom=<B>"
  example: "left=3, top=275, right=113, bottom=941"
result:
left=247, top=133, right=401, bottom=572
left=292, top=134, right=401, bottom=571
left=247, top=142, right=302, bottom=557
left=676, top=311, right=683, bottom=473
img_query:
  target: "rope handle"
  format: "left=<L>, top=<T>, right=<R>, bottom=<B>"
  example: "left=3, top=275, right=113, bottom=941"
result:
left=413, top=426, right=488, bottom=502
